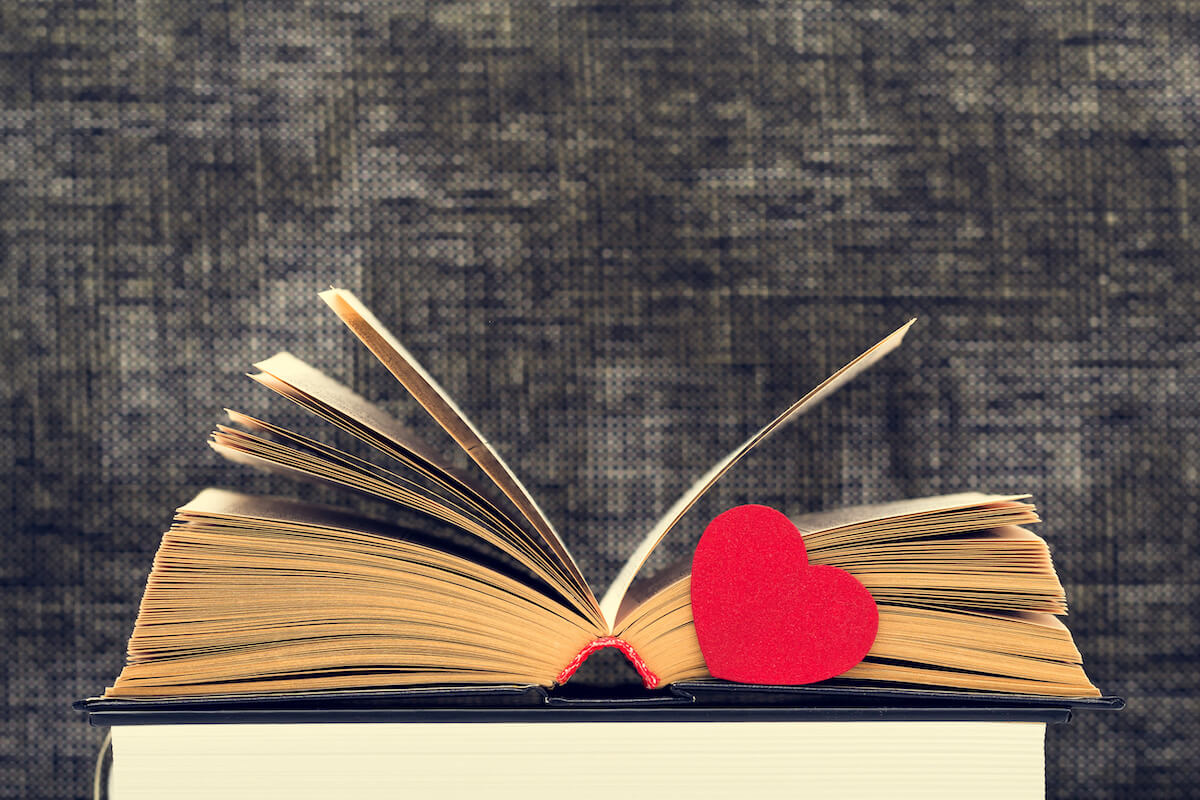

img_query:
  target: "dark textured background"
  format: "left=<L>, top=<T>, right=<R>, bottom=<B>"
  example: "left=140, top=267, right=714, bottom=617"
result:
left=3, top=1, right=1197, bottom=796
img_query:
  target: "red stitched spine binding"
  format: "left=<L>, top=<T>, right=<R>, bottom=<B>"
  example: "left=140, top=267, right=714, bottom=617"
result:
left=555, top=637, right=660, bottom=689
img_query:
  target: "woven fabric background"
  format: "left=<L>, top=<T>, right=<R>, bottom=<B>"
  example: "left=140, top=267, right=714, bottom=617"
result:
left=3, top=1, right=1197, bottom=796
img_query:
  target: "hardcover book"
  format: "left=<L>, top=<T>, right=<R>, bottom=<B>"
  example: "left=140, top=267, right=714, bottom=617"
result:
left=89, top=288, right=1103, bottom=701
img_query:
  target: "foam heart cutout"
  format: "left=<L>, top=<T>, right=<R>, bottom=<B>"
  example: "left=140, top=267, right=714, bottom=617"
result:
left=691, top=504, right=879, bottom=685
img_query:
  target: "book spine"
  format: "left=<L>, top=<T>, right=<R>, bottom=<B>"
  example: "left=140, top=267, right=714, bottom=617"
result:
left=555, top=637, right=660, bottom=689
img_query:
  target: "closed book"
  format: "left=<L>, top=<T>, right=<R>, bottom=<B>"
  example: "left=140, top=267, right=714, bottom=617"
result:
left=79, top=686, right=1123, bottom=800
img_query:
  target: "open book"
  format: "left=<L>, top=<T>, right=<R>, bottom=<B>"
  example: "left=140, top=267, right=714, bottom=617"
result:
left=103, top=289, right=1099, bottom=699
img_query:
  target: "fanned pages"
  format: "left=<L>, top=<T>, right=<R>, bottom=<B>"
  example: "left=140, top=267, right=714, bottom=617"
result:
left=319, top=288, right=603, bottom=629
left=233, top=351, right=600, bottom=623
left=100, top=289, right=1102, bottom=701
left=208, top=412, right=581, bottom=612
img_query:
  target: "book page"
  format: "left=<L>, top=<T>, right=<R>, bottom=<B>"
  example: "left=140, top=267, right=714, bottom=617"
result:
left=108, top=488, right=596, bottom=698
left=209, top=413, right=588, bottom=610
left=177, top=488, right=571, bottom=601
left=254, top=352, right=490, bottom=495
left=251, top=353, right=558, bottom=558
left=792, top=493, right=1032, bottom=535
left=180, top=487, right=455, bottom=540
left=602, top=319, right=916, bottom=629
left=319, top=288, right=603, bottom=628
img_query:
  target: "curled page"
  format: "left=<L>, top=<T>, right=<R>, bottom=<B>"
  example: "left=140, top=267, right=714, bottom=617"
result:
left=602, top=319, right=916, bottom=629
left=320, top=288, right=604, bottom=630
left=250, top=353, right=558, bottom=555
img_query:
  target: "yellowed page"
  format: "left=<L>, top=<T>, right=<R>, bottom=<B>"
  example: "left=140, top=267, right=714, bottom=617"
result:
left=791, top=492, right=1031, bottom=535
left=603, top=319, right=916, bottom=628
left=107, top=489, right=596, bottom=698
left=249, top=353, right=570, bottom=567
left=252, top=352, right=491, bottom=495
left=319, top=288, right=603, bottom=628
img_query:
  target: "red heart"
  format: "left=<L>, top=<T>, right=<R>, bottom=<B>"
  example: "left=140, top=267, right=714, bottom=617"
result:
left=691, top=504, right=879, bottom=685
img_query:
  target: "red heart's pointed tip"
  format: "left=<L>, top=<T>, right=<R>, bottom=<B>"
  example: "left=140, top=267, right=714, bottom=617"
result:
left=691, top=504, right=879, bottom=686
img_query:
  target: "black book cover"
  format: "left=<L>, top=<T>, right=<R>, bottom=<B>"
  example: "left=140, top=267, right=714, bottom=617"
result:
left=76, top=681, right=1124, bottom=727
